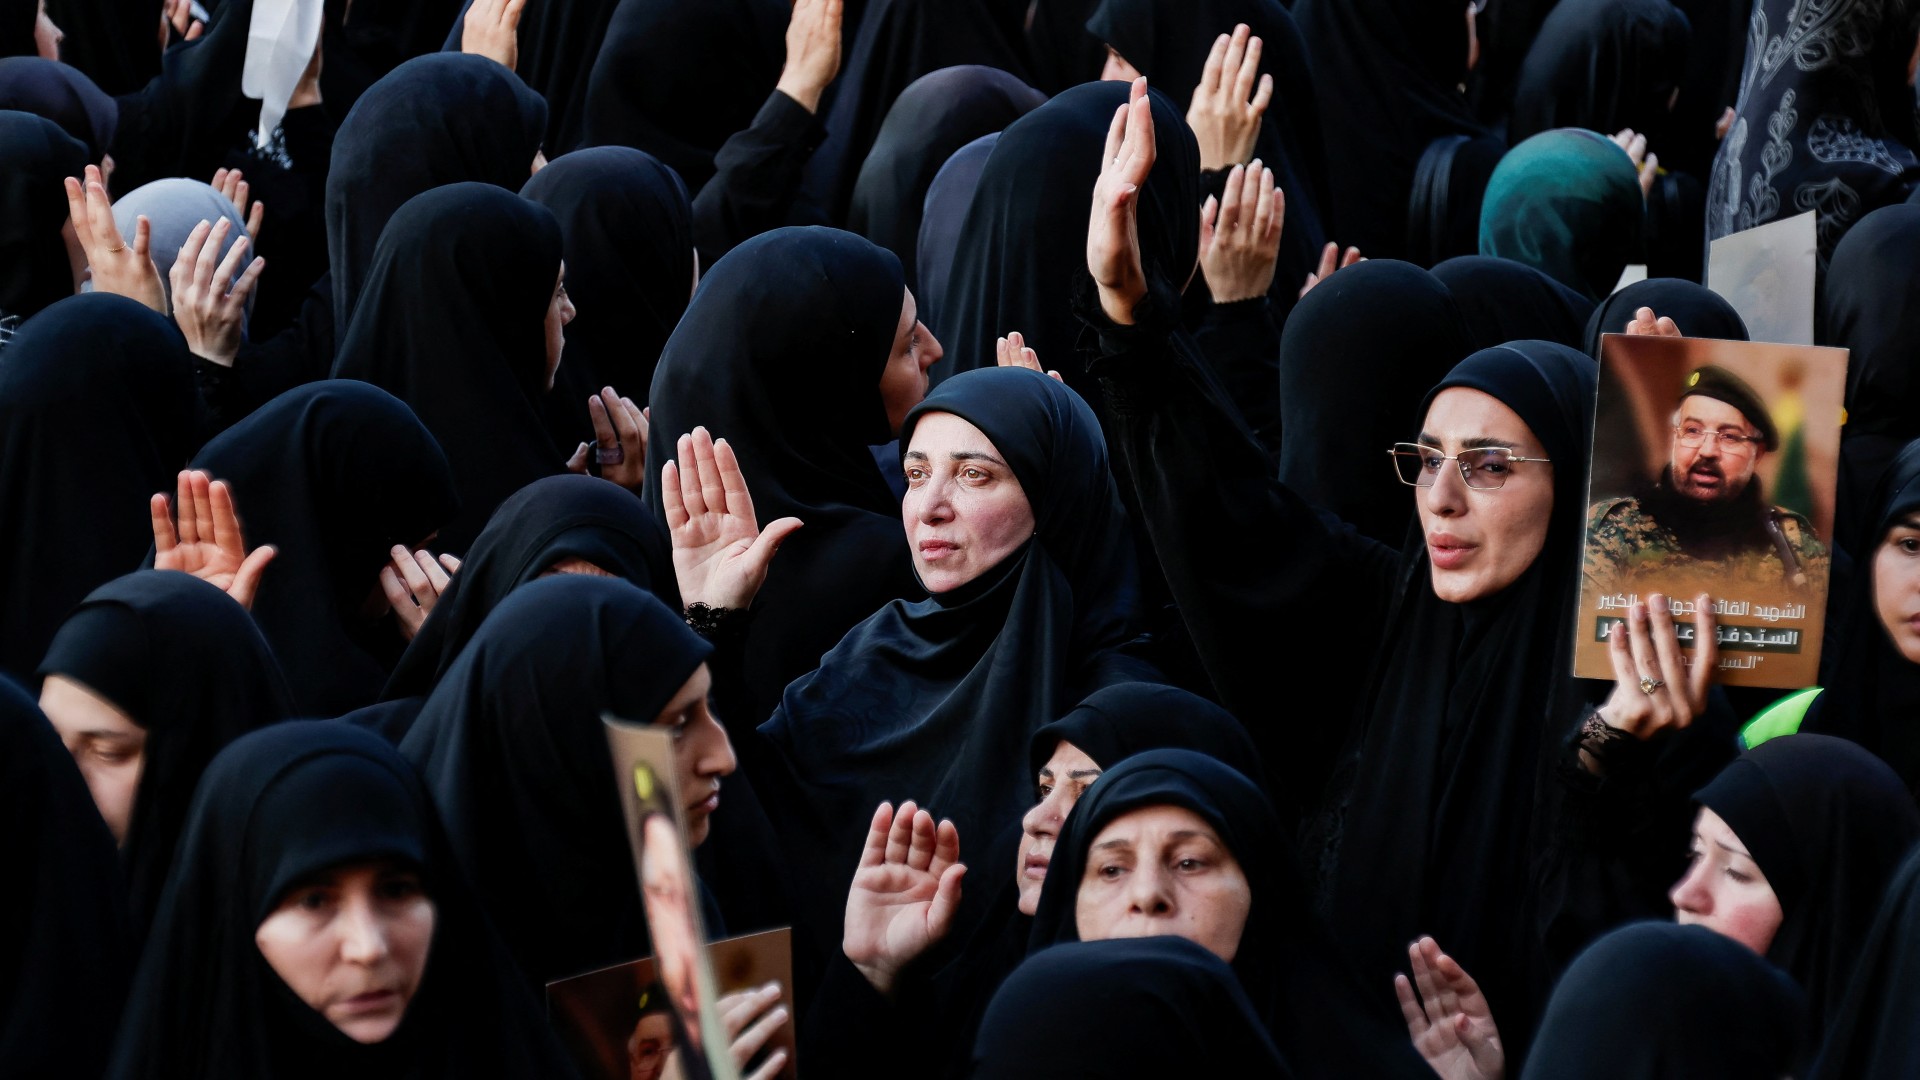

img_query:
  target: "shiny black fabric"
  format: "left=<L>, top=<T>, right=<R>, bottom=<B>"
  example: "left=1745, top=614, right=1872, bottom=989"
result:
left=914, top=131, right=996, bottom=335
left=1432, top=255, right=1596, bottom=351
left=42, top=0, right=160, bottom=95
left=0, top=109, right=87, bottom=324
left=1027, top=682, right=1263, bottom=787
left=1812, top=847, right=1920, bottom=1078
left=1582, top=277, right=1749, bottom=358
left=0, top=294, right=197, bottom=681
left=445, top=0, right=624, bottom=154
left=104, top=722, right=579, bottom=1078
left=37, top=571, right=294, bottom=931
left=1824, top=205, right=1920, bottom=558
left=0, top=57, right=115, bottom=157
left=189, top=382, right=457, bottom=718
left=1509, top=0, right=1692, bottom=144
left=331, top=183, right=565, bottom=556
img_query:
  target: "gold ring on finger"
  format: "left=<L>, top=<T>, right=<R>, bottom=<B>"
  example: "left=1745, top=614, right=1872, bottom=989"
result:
left=1639, top=676, right=1665, bottom=694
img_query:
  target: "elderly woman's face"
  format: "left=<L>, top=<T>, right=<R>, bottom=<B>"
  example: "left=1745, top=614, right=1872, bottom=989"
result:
left=902, top=411, right=1036, bottom=593
left=1015, top=740, right=1102, bottom=916
left=1415, top=387, right=1555, bottom=603
left=1670, top=806, right=1783, bottom=955
left=1073, top=804, right=1252, bottom=963
left=1873, top=513, right=1920, bottom=664
left=254, top=858, right=436, bottom=1044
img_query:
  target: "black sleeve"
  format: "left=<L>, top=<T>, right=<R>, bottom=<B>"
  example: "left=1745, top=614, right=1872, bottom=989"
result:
left=1193, top=296, right=1282, bottom=467
left=692, top=91, right=828, bottom=268
left=798, top=954, right=921, bottom=1080
left=207, top=275, right=336, bottom=435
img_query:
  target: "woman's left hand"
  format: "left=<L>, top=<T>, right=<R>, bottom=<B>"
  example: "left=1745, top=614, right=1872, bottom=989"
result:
left=717, top=981, right=790, bottom=1080
left=169, top=218, right=265, bottom=368
left=66, top=165, right=167, bottom=313
left=566, top=387, right=648, bottom=490
left=1185, top=24, right=1272, bottom=171
left=378, top=546, right=459, bottom=641
left=1087, top=77, right=1156, bottom=325
left=151, top=470, right=276, bottom=610
left=663, top=426, right=803, bottom=611
left=1199, top=161, right=1282, bottom=303
left=461, top=0, right=526, bottom=71
left=1592, top=592, right=1717, bottom=747
left=995, top=330, right=1061, bottom=382
left=1395, top=936, right=1505, bottom=1080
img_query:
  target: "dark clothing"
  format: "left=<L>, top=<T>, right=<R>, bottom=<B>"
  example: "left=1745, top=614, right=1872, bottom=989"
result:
left=0, top=57, right=118, bottom=158
left=1824, top=205, right=1920, bottom=558
left=1509, top=0, right=1692, bottom=144
left=1432, top=255, right=1596, bottom=352
left=1584, top=277, right=1749, bottom=357
left=444, top=0, right=624, bottom=154
left=1812, top=848, right=1920, bottom=1078
left=689, top=89, right=829, bottom=268
left=914, top=131, right=997, bottom=335
left=0, top=110, right=87, bottom=328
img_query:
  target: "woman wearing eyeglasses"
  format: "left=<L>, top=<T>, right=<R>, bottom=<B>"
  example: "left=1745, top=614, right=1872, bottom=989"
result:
left=1075, top=78, right=1732, bottom=1064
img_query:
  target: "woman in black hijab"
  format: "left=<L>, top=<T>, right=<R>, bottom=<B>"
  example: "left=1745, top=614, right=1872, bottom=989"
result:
left=914, top=131, right=996, bottom=333
left=0, top=109, right=87, bottom=335
left=104, top=722, right=578, bottom=1078
left=1825, top=205, right=1920, bottom=558
left=325, top=53, right=546, bottom=334
left=367, top=474, right=673, bottom=741
left=1812, top=847, right=1920, bottom=1078
left=971, top=937, right=1292, bottom=1078
left=1431, top=255, right=1595, bottom=351
left=189, top=382, right=457, bottom=717
left=332, top=182, right=570, bottom=556
left=522, top=146, right=693, bottom=451
left=399, top=576, right=725, bottom=986
left=0, top=56, right=115, bottom=160
left=1277, top=259, right=1474, bottom=547
left=1509, top=0, right=1692, bottom=144
left=36, top=570, right=295, bottom=933
left=847, top=65, right=1044, bottom=291
left=41, top=0, right=157, bottom=96
left=0, top=675, right=132, bottom=1079
left=0, top=294, right=197, bottom=681
left=1525, top=922, right=1805, bottom=1079
left=1026, top=750, right=1431, bottom=1079
left=444, top=0, right=624, bottom=155
left=1584, top=277, right=1749, bottom=357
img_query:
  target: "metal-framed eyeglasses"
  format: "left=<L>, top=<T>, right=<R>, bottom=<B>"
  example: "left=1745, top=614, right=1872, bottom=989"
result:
left=1672, top=424, right=1762, bottom=460
left=1389, top=442, right=1552, bottom=490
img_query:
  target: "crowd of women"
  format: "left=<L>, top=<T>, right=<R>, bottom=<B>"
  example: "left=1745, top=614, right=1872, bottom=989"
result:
left=7, top=0, right=1920, bottom=1075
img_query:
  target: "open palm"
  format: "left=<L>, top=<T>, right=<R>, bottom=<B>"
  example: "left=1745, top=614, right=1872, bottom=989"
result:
left=151, top=470, right=275, bottom=610
left=1395, top=937, right=1504, bottom=1080
left=662, top=426, right=801, bottom=610
left=843, top=800, right=965, bottom=996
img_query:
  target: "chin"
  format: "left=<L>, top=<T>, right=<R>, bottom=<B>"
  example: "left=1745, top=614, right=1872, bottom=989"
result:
left=334, top=1012, right=405, bottom=1045
left=685, top=816, right=710, bottom=848
left=1427, top=567, right=1486, bottom=604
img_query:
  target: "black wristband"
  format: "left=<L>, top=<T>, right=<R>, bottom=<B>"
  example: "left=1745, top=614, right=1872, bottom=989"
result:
left=684, top=602, right=751, bottom=642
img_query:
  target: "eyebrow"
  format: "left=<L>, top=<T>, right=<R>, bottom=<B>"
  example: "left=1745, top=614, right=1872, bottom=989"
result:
left=1896, top=514, right=1920, bottom=531
left=1678, top=414, right=1752, bottom=433
left=902, top=449, right=1009, bottom=466
left=79, top=730, right=139, bottom=743
left=1415, top=433, right=1516, bottom=450
left=1093, top=839, right=1133, bottom=853
left=1712, top=838, right=1752, bottom=858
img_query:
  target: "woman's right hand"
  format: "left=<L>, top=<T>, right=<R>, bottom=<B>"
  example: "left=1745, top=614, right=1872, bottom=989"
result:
left=1395, top=937, right=1505, bottom=1080
left=66, top=165, right=167, bottom=313
left=662, top=426, right=802, bottom=611
left=1087, top=77, right=1156, bottom=325
left=843, top=800, right=965, bottom=997
left=151, top=470, right=276, bottom=610
left=461, top=0, right=527, bottom=71
left=716, top=981, right=790, bottom=1080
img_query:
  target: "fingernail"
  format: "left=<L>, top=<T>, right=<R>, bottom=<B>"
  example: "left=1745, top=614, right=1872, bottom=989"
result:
left=1651, top=593, right=1668, bottom=614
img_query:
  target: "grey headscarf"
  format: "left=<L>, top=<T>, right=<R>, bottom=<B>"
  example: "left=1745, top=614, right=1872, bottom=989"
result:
left=110, top=179, right=249, bottom=311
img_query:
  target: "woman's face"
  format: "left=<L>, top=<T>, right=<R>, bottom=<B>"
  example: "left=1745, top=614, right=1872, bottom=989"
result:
left=1073, top=804, right=1252, bottom=963
left=544, top=263, right=576, bottom=393
left=1873, top=512, right=1920, bottom=664
left=1415, top=387, right=1556, bottom=604
left=1015, top=740, right=1102, bottom=916
left=40, top=675, right=145, bottom=844
left=653, top=664, right=735, bottom=848
left=902, top=411, right=1036, bottom=593
left=878, top=288, right=943, bottom=437
left=1670, top=806, right=1784, bottom=956
left=1101, top=46, right=1142, bottom=82
left=254, top=858, right=436, bottom=1044
left=35, top=0, right=62, bottom=60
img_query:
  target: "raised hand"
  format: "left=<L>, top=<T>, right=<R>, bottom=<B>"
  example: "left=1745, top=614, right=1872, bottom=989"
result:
left=995, top=330, right=1061, bottom=382
left=66, top=164, right=166, bottom=313
left=1186, top=24, right=1272, bottom=171
left=775, top=0, right=843, bottom=113
left=662, top=426, right=803, bottom=610
left=1624, top=305, right=1682, bottom=338
left=1087, top=76, right=1156, bottom=325
left=169, top=218, right=265, bottom=367
left=843, top=800, right=966, bottom=997
left=461, top=0, right=527, bottom=71
left=151, top=470, right=276, bottom=610
left=1199, top=160, right=1282, bottom=303
left=378, top=545, right=459, bottom=641
left=1299, top=240, right=1362, bottom=298
left=1590, top=592, right=1717, bottom=758
left=1610, top=128, right=1658, bottom=198
left=210, top=168, right=266, bottom=243
left=161, top=0, right=205, bottom=46
left=716, top=981, right=791, bottom=1080
left=1395, top=937, right=1505, bottom=1080
left=565, top=387, right=649, bottom=490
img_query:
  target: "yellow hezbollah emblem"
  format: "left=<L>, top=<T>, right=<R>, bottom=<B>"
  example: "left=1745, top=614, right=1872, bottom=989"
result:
left=632, top=763, right=656, bottom=802
left=1686, top=371, right=1701, bottom=388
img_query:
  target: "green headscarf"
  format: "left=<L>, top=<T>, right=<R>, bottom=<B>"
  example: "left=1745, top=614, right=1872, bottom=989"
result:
left=1479, top=128, right=1645, bottom=301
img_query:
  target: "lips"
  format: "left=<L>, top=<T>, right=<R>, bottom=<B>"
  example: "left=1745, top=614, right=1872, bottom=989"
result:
left=1427, top=534, right=1476, bottom=570
left=1022, top=852, right=1050, bottom=881
left=918, top=539, right=958, bottom=560
left=337, top=989, right=399, bottom=1014
left=688, top=789, right=720, bottom=817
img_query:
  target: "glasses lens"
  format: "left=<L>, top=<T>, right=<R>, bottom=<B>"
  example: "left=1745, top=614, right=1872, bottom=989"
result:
left=1676, top=424, right=1706, bottom=447
left=1460, top=447, right=1512, bottom=489
left=1392, top=445, right=1435, bottom=487
left=1716, top=433, right=1758, bottom=460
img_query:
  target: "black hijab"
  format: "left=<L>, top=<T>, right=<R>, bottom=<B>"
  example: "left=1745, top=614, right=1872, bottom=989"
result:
left=1525, top=921, right=1805, bottom=1080
left=0, top=675, right=132, bottom=1079
left=1825, top=205, right=1920, bottom=559
left=0, top=0, right=34, bottom=57
left=1405, top=130, right=1508, bottom=268
left=1707, top=0, right=1920, bottom=274
left=331, top=182, right=564, bottom=556
left=914, top=131, right=996, bottom=335
left=1509, top=0, right=1692, bottom=145
left=0, top=109, right=86, bottom=326
left=1027, top=749, right=1431, bottom=1080
left=1583, top=277, right=1750, bottom=357
left=521, top=146, right=693, bottom=451
left=325, top=53, right=547, bottom=334
left=646, top=225, right=922, bottom=724
left=42, top=0, right=160, bottom=96
left=1811, top=847, right=1920, bottom=1078
left=444, top=0, right=624, bottom=154
left=0, top=56, right=115, bottom=158
left=189, top=382, right=457, bottom=718
left=381, top=474, right=674, bottom=714
left=98, top=0, right=256, bottom=197
left=399, top=576, right=712, bottom=986
left=1807, top=440, right=1920, bottom=793
left=1277, top=259, right=1473, bottom=547
left=1027, top=683, right=1263, bottom=789
left=847, top=65, right=1044, bottom=291
left=104, top=722, right=578, bottom=1079
left=1431, top=255, right=1596, bottom=351
left=580, top=0, right=788, bottom=194
left=971, top=937, right=1292, bottom=1078
left=930, top=80, right=1198, bottom=408
left=1309, top=340, right=1597, bottom=1055
left=1292, top=0, right=1485, bottom=259
left=37, top=571, right=295, bottom=931
left=1693, top=733, right=1920, bottom=1040
left=0, top=293, right=197, bottom=681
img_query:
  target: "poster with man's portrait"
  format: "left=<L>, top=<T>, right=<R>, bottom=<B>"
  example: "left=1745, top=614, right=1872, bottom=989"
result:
left=1574, top=334, right=1848, bottom=688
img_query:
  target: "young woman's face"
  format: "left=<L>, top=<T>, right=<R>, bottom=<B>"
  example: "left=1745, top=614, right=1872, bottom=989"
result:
left=878, top=288, right=943, bottom=437
left=1015, top=740, right=1102, bottom=916
left=1670, top=806, right=1784, bottom=956
left=653, top=664, right=735, bottom=848
left=254, top=858, right=436, bottom=1044
left=1073, top=804, right=1252, bottom=963
left=543, top=263, right=576, bottom=393
left=902, top=411, right=1036, bottom=593
left=1414, top=387, right=1556, bottom=604
left=40, top=674, right=145, bottom=844
left=1873, top=512, right=1920, bottom=664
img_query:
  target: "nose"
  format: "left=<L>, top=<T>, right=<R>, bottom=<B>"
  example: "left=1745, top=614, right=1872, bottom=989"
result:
left=1696, top=434, right=1722, bottom=460
left=1669, top=861, right=1710, bottom=917
left=561, top=293, right=577, bottom=325
left=1420, top=458, right=1468, bottom=518
left=919, top=322, right=944, bottom=371
left=1125, top=862, right=1175, bottom=919
left=697, top=710, right=737, bottom=780
left=1023, top=786, right=1068, bottom=839
left=914, top=474, right=955, bottom=525
left=338, top=895, right=392, bottom=966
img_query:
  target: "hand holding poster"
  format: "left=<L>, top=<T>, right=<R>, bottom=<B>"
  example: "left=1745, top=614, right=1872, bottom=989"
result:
left=1575, top=334, right=1848, bottom=687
